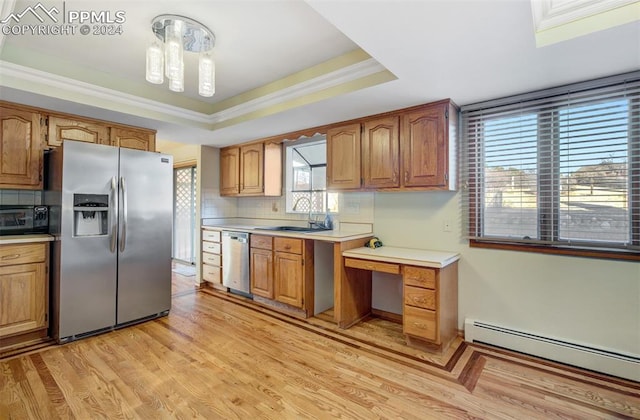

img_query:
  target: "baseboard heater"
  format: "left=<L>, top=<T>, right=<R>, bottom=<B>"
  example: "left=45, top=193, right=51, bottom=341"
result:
left=464, top=319, right=640, bottom=382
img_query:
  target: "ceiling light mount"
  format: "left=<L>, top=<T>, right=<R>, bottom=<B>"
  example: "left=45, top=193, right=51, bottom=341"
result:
left=151, top=15, right=216, bottom=52
left=146, top=14, right=216, bottom=97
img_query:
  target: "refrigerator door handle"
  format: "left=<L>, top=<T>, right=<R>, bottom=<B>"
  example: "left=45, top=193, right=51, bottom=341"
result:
left=120, top=176, right=127, bottom=252
left=110, top=176, right=118, bottom=253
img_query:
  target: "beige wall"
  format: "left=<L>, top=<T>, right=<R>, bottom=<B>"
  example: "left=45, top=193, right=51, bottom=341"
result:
left=373, top=190, right=640, bottom=357
left=156, top=140, right=199, bottom=166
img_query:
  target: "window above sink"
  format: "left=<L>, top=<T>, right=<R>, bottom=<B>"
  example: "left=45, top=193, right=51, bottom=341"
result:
left=284, top=135, right=338, bottom=215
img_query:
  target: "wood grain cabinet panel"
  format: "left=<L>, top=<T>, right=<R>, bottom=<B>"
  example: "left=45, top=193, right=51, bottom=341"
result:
left=220, top=147, right=240, bottom=195
left=327, top=123, right=362, bottom=190
left=0, top=243, right=48, bottom=342
left=0, top=107, right=42, bottom=189
left=110, top=127, right=156, bottom=151
left=250, top=236, right=314, bottom=316
left=239, top=143, right=264, bottom=195
left=274, top=251, right=304, bottom=308
left=250, top=248, right=274, bottom=299
left=362, top=116, right=400, bottom=188
left=220, top=142, right=282, bottom=197
left=47, top=116, right=110, bottom=148
left=402, top=263, right=457, bottom=351
left=403, top=306, right=437, bottom=341
left=401, top=103, right=448, bottom=188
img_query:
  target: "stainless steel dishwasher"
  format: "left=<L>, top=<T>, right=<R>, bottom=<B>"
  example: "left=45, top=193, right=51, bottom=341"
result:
left=222, top=231, right=251, bottom=296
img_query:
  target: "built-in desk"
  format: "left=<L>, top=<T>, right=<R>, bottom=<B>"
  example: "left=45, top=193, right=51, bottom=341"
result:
left=338, top=246, right=460, bottom=352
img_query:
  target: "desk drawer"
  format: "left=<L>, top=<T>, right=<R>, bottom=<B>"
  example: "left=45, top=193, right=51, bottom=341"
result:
left=202, top=264, right=221, bottom=284
left=274, top=237, right=302, bottom=254
left=403, top=266, right=436, bottom=289
left=202, top=252, right=221, bottom=267
left=202, top=230, right=221, bottom=242
left=251, top=234, right=273, bottom=250
left=345, top=258, right=400, bottom=274
left=202, top=241, right=221, bottom=254
left=403, top=305, right=437, bottom=341
left=0, top=243, right=46, bottom=267
left=404, top=285, right=436, bottom=310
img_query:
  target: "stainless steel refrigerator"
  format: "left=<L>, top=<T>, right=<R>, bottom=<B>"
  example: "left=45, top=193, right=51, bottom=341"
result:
left=48, top=140, right=173, bottom=343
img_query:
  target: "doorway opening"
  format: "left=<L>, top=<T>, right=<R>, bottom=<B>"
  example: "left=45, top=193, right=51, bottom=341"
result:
left=173, top=165, right=197, bottom=265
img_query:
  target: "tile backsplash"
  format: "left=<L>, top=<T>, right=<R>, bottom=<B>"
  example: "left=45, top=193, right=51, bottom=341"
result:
left=0, top=189, right=43, bottom=205
left=222, top=191, right=375, bottom=225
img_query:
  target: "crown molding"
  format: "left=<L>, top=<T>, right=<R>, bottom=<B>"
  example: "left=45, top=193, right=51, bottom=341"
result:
left=531, top=0, right=637, bottom=31
left=0, top=56, right=388, bottom=130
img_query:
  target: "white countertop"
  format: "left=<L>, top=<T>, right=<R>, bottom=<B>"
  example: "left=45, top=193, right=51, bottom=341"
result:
left=342, top=246, right=460, bottom=268
left=0, top=234, right=55, bottom=245
left=202, top=224, right=373, bottom=243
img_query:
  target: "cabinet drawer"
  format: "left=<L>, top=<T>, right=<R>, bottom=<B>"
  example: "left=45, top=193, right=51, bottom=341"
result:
left=202, top=241, right=221, bottom=254
left=251, top=234, right=273, bottom=250
left=403, top=305, right=437, bottom=341
left=0, top=243, right=46, bottom=267
left=344, top=258, right=400, bottom=274
left=202, top=252, right=221, bottom=267
left=202, top=230, right=221, bottom=242
left=202, top=264, right=221, bottom=284
left=403, top=266, right=436, bottom=289
left=274, top=237, right=302, bottom=254
left=404, top=285, right=436, bottom=310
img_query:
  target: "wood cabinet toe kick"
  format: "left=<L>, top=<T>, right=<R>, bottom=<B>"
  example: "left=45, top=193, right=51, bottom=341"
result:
left=339, top=246, right=459, bottom=353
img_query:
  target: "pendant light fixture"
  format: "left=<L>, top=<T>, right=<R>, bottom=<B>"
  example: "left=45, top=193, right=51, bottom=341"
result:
left=146, top=15, right=216, bottom=97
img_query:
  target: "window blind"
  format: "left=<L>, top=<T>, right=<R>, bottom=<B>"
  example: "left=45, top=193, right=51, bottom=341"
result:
left=461, top=71, right=640, bottom=253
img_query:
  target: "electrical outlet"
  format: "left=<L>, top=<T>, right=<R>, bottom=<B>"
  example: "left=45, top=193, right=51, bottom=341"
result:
left=443, top=220, right=452, bottom=232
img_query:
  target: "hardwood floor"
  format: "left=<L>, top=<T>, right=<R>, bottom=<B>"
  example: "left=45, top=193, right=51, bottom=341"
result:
left=1, top=284, right=639, bottom=419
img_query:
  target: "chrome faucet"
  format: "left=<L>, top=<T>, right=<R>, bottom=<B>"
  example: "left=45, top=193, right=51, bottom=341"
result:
left=292, top=196, right=313, bottom=227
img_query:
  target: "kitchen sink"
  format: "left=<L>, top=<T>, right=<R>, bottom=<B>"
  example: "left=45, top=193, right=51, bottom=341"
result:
left=255, top=225, right=331, bottom=233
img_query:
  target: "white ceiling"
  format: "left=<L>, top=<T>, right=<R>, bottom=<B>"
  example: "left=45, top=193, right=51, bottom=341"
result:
left=1, top=0, right=638, bottom=147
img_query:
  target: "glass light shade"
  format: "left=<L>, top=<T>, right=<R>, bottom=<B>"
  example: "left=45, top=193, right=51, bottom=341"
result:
left=169, top=61, right=184, bottom=92
left=145, top=40, right=164, bottom=84
left=165, top=23, right=183, bottom=80
left=198, top=51, right=215, bottom=97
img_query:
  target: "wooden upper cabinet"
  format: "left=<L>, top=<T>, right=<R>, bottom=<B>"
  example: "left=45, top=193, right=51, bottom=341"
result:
left=239, top=143, right=264, bottom=195
left=362, top=116, right=400, bottom=188
left=220, top=142, right=282, bottom=197
left=327, top=123, right=362, bottom=190
left=401, top=103, right=448, bottom=188
left=47, top=116, right=110, bottom=148
left=0, top=107, right=42, bottom=190
left=110, top=127, right=156, bottom=151
left=220, top=147, right=240, bottom=196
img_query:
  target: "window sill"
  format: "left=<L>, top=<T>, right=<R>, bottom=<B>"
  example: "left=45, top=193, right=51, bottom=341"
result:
left=469, top=240, right=640, bottom=262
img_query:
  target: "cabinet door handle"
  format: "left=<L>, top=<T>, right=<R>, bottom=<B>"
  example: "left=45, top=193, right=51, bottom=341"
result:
left=404, top=170, right=409, bottom=184
left=1, top=254, right=21, bottom=260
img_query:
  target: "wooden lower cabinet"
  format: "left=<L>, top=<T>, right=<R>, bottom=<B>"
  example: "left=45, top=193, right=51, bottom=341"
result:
left=402, top=263, right=458, bottom=351
left=274, top=251, right=304, bottom=307
left=0, top=242, right=49, bottom=350
left=201, top=229, right=223, bottom=288
left=250, top=235, right=273, bottom=299
left=250, top=235, right=314, bottom=317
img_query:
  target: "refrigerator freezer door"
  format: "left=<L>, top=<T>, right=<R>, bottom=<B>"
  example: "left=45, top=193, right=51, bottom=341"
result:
left=116, top=148, right=173, bottom=325
left=57, top=141, right=119, bottom=339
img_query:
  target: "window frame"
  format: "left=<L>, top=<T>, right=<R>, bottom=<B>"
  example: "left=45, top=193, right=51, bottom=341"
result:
left=284, top=136, right=337, bottom=215
left=462, top=72, right=640, bottom=261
